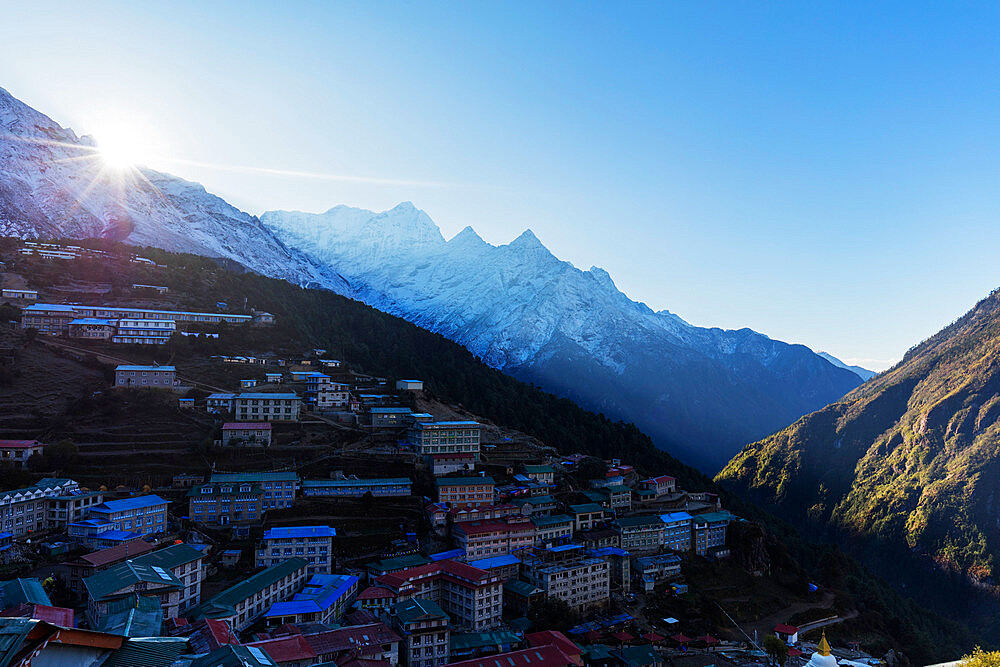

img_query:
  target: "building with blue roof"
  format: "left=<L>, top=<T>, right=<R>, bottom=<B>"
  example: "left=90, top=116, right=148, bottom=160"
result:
left=467, top=553, right=521, bottom=581
left=257, top=526, right=336, bottom=574
left=88, top=495, right=169, bottom=537
left=659, top=512, right=693, bottom=552
left=263, top=573, right=359, bottom=627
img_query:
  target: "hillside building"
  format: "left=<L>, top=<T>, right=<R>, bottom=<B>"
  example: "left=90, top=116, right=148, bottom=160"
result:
left=0, top=440, right=45, bottom=468
left=408, top=421, right=482, bottom=459
left=233, top=392, right=301, bottom=422
left=187, top=557, right=310, bottom=630
left=114, top=365, right=176, bottom=389
left=436, top=477, right=494, bottom=509
left=391, top=598, right=451, bottom=667
left=221, top=422, right=272, bottom=447
left=256, top=525, right=336, bottom=575
left=519, top=546, right=610, bottom=613
left=262, top=573, right=359, bottom=627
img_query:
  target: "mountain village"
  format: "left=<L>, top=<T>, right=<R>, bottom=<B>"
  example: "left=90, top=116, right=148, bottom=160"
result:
left=0, top=239, right=885, bottom=666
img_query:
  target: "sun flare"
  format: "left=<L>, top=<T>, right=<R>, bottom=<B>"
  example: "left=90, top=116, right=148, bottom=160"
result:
left=90, top=111, right=161, bottom=170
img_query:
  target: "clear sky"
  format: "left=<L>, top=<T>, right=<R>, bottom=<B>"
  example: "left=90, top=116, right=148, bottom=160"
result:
left=3, top=1, right=999, bottom=371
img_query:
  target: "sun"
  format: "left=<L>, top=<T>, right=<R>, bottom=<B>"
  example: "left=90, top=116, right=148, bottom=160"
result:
left=90, top=111, right=162, bottom=170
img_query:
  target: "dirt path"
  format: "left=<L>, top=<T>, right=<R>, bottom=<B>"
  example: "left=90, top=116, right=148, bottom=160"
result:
left=738, top=591, right=837, bottom=643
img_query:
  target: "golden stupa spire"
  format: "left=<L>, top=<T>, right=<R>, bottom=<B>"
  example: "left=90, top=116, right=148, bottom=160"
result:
left=817, top=630, right=832, bottom=657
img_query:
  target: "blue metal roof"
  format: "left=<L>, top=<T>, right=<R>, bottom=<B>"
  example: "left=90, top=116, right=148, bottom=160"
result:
left=659, top=511, right=694, bottom=523
left=468, top=554, right=521, bottom=569
left=428, top=548, right=466, bottom=562
left=95, top=495, right=169, bottom=512
left=263, top=526, right=336, bottom=539
left=264, top=574, right=358, bottom=618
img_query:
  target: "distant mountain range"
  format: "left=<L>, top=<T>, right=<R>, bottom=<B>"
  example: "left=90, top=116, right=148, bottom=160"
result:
left=0, top=86, right=862, bottom=471
left=816, top=352, right=876, bottom=380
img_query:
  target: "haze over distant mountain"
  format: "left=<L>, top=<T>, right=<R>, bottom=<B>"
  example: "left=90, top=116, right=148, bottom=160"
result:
left=0, top=86, right=861, bottom=471
left=816, top=352, right=876, bottom=381
left=259, top=205, right=861, bottom=470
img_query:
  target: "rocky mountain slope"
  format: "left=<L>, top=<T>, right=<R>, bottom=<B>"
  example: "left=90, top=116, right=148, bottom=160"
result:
left=0, top=87, right=346, bottom=291
left=261, top=206, right=862, bottom=471
left=0, top=86, right=861, bottom=471
left=717, top=287, right=1000, bottom=625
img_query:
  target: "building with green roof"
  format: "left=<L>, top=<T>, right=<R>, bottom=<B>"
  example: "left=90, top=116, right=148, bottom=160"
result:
left=187, top=557, right=309, bottom=630
left=392, top=598, right=451, bottom=667
left=84, top=561, right=184, bottom=627
left=96, top=593, right=163, bottom=637
left=0, top=578, right=51, bottom=608
left=131, top=544, right=206, bottom=613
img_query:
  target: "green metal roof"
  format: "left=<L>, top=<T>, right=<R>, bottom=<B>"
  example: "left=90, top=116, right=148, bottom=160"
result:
left=131, top=544, right=204, bottom=570
left=97, top=593, right=163, bottom=637
left=616, top=644, right=661, bottom=666
left=568, top=503, right=605, bottom=514
left=694, top=510, right=737, bottom=524
left=0, top=618, right=37, bottom=666
left=581, top=491, right=608, bottom=503
left=513, top=495, right=555, bottom=506
left=84, top=561, right=183, bottom=601
left=394, top=598, right=448, bottom=624
left=191, top=645, right=278, bottom=667
left=603, top=484, right=632, bottom=494
left=523, top=465, right=555, bottom=474
left=0, top=578, right=51, bottom=607
left=102, top=637, right=190, bottom=667
left=192, top=558, right=308, bottom=617
left=530, top=514, right=573, bottom=527
left=502, top=580, right=542, bottom=597
left=436, top=476, right=494, bottom=487
left=614, top=515, right=664, bottom=528
left=365, top=553, right=430, bottom=572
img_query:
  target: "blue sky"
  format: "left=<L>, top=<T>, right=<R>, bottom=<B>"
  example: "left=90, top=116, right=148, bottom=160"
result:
left=3, top=1, right=1000, bottom=370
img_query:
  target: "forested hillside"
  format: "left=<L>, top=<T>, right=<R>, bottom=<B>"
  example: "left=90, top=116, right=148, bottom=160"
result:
left=3, top=238, right=986, bottom=661
left=718, top=287, right=1000, bottom=639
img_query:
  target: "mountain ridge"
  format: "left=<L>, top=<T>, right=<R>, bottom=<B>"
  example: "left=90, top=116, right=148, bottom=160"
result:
left=0, top=85, right=860, bottom=471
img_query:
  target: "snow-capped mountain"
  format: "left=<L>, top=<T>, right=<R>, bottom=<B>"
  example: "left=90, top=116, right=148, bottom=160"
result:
left=816, top=352, right=876, bottom=381
left=260, top=205, right=863, bottom=471
left=0, top=86, right=861, bottom=471
left=0, top=86, right=347, bottom=291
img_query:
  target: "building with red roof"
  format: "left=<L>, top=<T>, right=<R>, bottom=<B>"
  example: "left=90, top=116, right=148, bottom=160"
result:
left=67, top=540, right=155, bottom=594
left=0, top=603, right=74, bottom=627
left=0, top=440, right=45, bottom=468
left=774, top=623, right=799, bottom=643
left=221, top=422, right=272, bottom=447
left=444, top=644, right=576, bottom=667
left=356, top=586, right=397, bottom=612
left=451, top=517, right=536, bottom=560
left=639, top=475, right=676, bottom=498
left=299, top=622, right=401, bottom=664
left=245, top=634, right=317, bottom=665
left=376, top=560, right=502, bottom=630
left=526, top=631, right=583, bottom=666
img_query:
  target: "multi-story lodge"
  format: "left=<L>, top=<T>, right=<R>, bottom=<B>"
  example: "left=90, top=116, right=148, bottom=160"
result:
left=613, top=515, right=665, bottom=554
left=211, top=472, right=297, bottom=510
left=67, top=318, right=115, bottom=340
left=568, top=504, right=607, bottom=532
left=0, top=478, right=79, bottom=537
left=638, top=475, right=676, bottom=499
left=114, top=365, right=176, bottom=389
left=302, top=477, right=412, bottom=498
left=131, top=544, right=206, bottom=613
left=633, top=553, right=682, bottom=592
left=523, top=465, right=556, bottom=485
left=88, top=495, right=170, bottom=537
left=692, top=511, right=734, bottom=556
left=436, top=477, right=494, bottom=509
left=519, top=546, right=610, bottom=613
left=47, top=489, right=104, bottom=529
left=659, top=512, right=694, bottom=552
left=377, top=560, right=503, bottom=631
left=187, top=557, right=310, bottom=630
left=84, top=560, right=185, bottom=625
left=452, top=517, right=536, bottom=560
left=112, top=318, right=176, bottom=344
left=188, top=481, right=264, bottom=532
left=0, top=440, right=45, bottom=468
left=407, top=421, right=482, bottom=459
left=391, top=598, right=451, bottom=667
left=221, top=422, right=272, bottom=447
left=67, top=541, right=155, bottom=595
left=531, top=514, right=574, bottom=547
left=21, top=303, right=252, bottom=336
left=256, top=525, right=336, bottom=575
left=233, top=393, right=301, bottom=422
left=370, top=407, right=414, bottom=428
left=262, top=573, right=359, bottom=627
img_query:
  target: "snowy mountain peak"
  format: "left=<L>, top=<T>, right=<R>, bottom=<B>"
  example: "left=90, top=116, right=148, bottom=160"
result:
left=449, top=225, right=488, bottom=248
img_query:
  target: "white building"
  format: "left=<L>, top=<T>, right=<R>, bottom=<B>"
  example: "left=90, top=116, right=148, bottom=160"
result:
left=114, top=365, right=176, bottom=388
